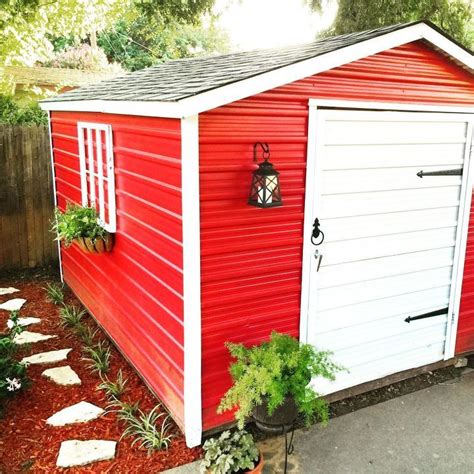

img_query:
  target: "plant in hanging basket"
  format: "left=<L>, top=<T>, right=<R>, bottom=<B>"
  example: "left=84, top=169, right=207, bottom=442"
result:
left=218, top=332, right=343, bottom=432
left=201, top=429, right=263, bottom=474
left=52, top=204, right=114, bottom=254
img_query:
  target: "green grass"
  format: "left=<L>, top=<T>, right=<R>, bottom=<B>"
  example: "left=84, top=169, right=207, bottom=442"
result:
left=44, top=282, right=65, bottom=305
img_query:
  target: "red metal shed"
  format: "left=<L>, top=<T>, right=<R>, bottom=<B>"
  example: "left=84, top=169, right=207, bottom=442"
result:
left=41, top=21, right=474, bottom=447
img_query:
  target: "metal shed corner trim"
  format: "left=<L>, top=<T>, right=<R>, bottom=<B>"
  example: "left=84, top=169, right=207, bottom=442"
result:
left=181, top=114, right=203, bottom=447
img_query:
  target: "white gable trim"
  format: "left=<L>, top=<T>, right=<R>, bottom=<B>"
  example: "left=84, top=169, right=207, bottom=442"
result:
left=41, top=23, right=473, bottom=118
left=181, top=114, right=202, bottom=447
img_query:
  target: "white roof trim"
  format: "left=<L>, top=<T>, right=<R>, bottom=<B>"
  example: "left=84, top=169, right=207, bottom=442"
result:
left=40, top=23, right=473, bottom=118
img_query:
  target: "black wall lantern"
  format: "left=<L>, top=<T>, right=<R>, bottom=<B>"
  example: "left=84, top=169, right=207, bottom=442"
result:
left=248, top=142, right=282, bottom=208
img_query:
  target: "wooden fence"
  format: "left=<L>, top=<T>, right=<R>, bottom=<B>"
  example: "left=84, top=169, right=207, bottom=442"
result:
left=0, top=125, right=58, bottom=270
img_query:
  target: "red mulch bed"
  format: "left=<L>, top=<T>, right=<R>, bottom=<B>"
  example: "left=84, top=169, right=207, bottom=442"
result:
left=0, top=268, right=201, bottom=473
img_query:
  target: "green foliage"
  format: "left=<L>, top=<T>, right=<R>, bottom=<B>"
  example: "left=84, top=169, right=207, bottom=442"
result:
left=82, top=340, right=111, bottom=375
left=322, top=0, right=473, bottom=49
left=75, top=324, right=98, bottom=347
left=59, top=304, right=86, bottom=329
left=0, top=312, right=29, bottom=415
left=201, top=430, right=259, bottom=474
left=120, top=405, right=173, bottom=453
left=0, top=95, right=47, bottom=126
left=108, top=398, right=140, bottom=420
left=97, top=12, right=229, bottom=72
left=44, top=282, right=65, bottom=305
left=98, top=369, right=128, bottom=400
left=218, top=331, right=342, bottom=429
left=52, top=204, right=108, bottom=247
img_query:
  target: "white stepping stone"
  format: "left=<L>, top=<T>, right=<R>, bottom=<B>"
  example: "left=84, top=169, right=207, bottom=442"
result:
left=0, top=298, right=26, bottom=311
left=0, top=287, right=19, bottom=296
left=17, top=317, right=41, bottom=327
left=42, top=366, right=81, bottom=386
left=13, top=331, right=56, bottom=345
left=47, top=401, right=103, bottom=426
left=56, top=440, right=117, bottom=468
left=21, top=348, right=72, bottom=365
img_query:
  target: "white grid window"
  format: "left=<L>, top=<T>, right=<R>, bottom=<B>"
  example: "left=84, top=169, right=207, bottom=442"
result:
left=77, top=122, right=116, bottom=233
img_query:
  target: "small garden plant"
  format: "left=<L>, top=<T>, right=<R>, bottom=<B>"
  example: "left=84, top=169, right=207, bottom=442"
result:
left=120, top=405, right=173, bottom=453
left=59, top=304, right=85, bottom=329
left=52, top=204, right=108, bottom=247
left=0, top=312, right=29, bottom=416
left=98, top=369, right=128, bottom=400
left=44, top=282, right=65, bottom=305
left=82, top=340, right=111, bottom=375
left=218, top=331, right=342, bottom=429
left=201, top=429, right=259, bottom=474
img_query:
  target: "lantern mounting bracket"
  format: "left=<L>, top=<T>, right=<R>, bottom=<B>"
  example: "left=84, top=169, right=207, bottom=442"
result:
left=253, top=142, right=270, bottom=162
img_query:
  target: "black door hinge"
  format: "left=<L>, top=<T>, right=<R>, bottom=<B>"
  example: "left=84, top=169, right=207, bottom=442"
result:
left=405, top=307, right=448, bottom=323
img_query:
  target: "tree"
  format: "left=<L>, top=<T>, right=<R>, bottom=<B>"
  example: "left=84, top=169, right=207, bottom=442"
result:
left=320, top=0, right=473, bottom=49
left=0, top=0, right=218, bottom=66
left=97, top=12, right=229, bottom=71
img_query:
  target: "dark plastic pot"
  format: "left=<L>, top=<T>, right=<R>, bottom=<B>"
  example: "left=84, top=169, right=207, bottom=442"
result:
left=252, top=396, right=298, bottom=434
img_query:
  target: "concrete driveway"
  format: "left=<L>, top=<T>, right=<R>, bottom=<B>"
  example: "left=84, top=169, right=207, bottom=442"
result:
left=165, top=369, right=474, bottom=473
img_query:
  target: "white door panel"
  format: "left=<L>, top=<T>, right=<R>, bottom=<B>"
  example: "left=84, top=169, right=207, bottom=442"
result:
left=305, top=109, right=473, bottom=395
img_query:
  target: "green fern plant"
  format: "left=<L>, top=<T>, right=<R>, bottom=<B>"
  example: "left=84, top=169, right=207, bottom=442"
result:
left=59, top=304, right=85, bottom=329
left=98, top=369, right=128, bottom=400
left=120, top=405, right=173, bottom=453
left=218, top=331, right=343, bottom=429
left=82, top=340, right=111, bottom=375
left=44, top=282, right=65, bottom=305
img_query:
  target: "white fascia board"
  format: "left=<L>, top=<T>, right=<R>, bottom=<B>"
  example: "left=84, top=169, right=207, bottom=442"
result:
left=40, top=99, right=184, bottom=118
left=181, top=114, right=202, bottom=448
left=40, top=23, right=473, bottom=119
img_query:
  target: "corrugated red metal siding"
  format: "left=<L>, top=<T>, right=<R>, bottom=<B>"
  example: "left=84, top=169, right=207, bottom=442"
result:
left=50, top=111, right=185, bottom=427
left=199, top=41, right=474, bottom=430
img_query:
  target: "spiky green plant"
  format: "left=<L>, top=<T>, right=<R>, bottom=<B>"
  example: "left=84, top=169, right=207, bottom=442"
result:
left=107, top=399, right=140, bottom=421
left=98, top=369, right=128, bottom=400
left=44, top=282, right=65, bottom=305
left=120, top=405, right=173, bottom=453
left=82, top=340, right=111, bottom=375
left=75, top=324, right=98, bottom=347
left=59, top=304, right=85, bottom=329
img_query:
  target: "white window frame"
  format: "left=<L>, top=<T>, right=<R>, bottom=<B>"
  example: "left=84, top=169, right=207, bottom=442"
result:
left=77, top=122, right=116, bottom=233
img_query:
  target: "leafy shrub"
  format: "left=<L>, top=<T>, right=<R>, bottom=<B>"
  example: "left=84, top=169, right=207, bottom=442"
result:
left=218, top=331, right=342, bottom=429
left=0, top=312, right=29, bottom=416
left=120, top=405, right=173, bottom=453
left=44, top=282, right=65, bottom=305
left=52, top=204, right=108, bottom=247
left=201, top=430, right=259, bottom=474
left=43, top=44, right=123, bottom=73
left=0, top=95, right=47, bottom=126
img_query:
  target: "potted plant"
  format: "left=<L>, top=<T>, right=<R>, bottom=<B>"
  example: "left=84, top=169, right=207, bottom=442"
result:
left=201, top=429, right=264, bottom=474
left=52, top=204, right=114, bottom=254
left=218, top=331, right=341, bottom=433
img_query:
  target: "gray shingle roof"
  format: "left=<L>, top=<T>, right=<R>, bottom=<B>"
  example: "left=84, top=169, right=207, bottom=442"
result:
left=41, top=22, right=446, bottom=104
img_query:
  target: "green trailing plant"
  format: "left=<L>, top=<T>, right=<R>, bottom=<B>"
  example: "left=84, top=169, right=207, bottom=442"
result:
left=201, top=429, right=259, bottom=474
left=52, top=204, right=108, bottom=247
left=120, top=405, right=173, bottom=453
left=44, top=282, right=65, bottom=305
left=218, top=331, right=342, bottom=429
left=98, top=369, right=128, bottom=400
left=1, top=312, right=30, bottom=416
left=59, top=304, right=86, bottom=329
left=82, top=340, right=111, bottom=375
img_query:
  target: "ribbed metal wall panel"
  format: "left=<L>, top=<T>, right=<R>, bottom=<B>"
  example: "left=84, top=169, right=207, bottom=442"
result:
left=50, top=111, right=185, bottom=428
left=200, top=41, right=474, bottom=430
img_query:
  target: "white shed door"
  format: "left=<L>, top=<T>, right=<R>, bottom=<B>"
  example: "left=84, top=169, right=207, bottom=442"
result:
left=305, top=109, right=473, bottom=394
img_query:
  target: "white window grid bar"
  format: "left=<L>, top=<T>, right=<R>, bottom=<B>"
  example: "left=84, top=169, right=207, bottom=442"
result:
left=77, top=122, right=116, bottom=233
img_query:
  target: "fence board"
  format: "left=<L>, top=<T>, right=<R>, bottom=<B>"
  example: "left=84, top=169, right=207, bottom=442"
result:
left=0, top=125, right=58, bottom=270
